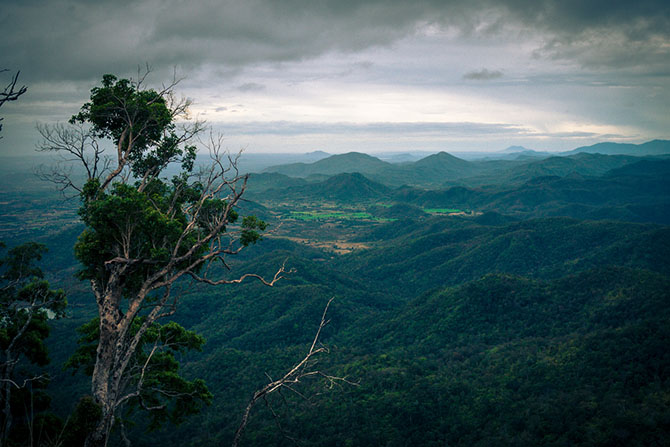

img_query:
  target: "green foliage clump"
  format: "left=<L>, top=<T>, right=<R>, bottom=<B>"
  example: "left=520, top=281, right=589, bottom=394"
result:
left=70, top=74, right=196, bottom=179
left=0, top=242, right=66, bottom=446
left=75, top=179, right=211, bottom=294
left=0, top=242, right=67, bottom=365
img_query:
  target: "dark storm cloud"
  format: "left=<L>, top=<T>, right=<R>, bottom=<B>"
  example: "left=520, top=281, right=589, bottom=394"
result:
left=464, top=69, right=503, bottom=81
left=499, top=0, right=670, bottom=71
left=2, top=0, right=668, bottom=83
left=1, top=0, right=430, bottom=82
left=502, top=0, right=669, bottom=37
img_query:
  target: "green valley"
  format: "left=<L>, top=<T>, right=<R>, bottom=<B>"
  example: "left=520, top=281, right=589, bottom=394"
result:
left=2, top=144, right=670, bottom=446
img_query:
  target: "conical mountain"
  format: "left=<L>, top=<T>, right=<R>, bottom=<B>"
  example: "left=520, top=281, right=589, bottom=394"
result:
left=263, top=152, right=393, bottom=177
left=408, top=151, right=476, bottom=180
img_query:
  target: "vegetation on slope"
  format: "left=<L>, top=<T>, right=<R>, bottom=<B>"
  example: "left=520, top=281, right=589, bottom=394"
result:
left=1, top=143, right=668, bottom=446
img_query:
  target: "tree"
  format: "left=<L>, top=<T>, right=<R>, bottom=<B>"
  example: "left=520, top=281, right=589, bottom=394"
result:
left=0, top=70, right=27, bottom=137
left=0, top=242, right=67, bottom=445
left=38, top=72, right=289, bottom=447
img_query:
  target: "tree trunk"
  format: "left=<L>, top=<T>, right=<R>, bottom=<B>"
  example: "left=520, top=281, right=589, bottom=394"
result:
left=0, top=356, right=14, bottom=446
left=1, top=379, right=12, bottom=446
left=84, top=293, right=125, bottom=447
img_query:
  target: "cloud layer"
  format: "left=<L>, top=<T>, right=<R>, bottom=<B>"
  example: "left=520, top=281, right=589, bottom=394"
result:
left=0, top=0, right=668, bottom=154
left=2, top=0, right=668, bottom=82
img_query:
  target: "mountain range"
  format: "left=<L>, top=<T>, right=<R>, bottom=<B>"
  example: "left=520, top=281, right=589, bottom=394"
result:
left=563, top=139, right=670, bottom=156
left=250, top=155, right=670, bottom=225
left=262, top=140, right=670, bottom=186
left=260, top=139, right=670, bottom=187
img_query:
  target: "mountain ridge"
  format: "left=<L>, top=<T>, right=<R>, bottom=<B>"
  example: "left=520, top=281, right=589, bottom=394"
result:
left=562, top=139, right=670, bottom=156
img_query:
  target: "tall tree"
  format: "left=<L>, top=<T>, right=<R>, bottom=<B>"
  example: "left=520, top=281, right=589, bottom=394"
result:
left=38, top=72, right=288, bottom=447
left=0, top=242, right=66, bottom=445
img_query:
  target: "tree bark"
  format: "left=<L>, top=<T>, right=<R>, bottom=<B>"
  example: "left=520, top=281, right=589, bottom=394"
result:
left=0, top=359, right=14, bottom=446
left=85, top=290, right=127, bottom=447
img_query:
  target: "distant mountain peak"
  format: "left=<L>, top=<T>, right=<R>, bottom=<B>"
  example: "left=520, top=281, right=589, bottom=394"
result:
left=262, top=151, right=390, bottom=178
left=415, top=151, right=469, bottom=166
left=502, top=145, right=532, bottom=153
left=304, top=150, right=330, bottom=160
left=323, top=171, right=381, bottom=186
left=330, top=151, right=380, bottom=160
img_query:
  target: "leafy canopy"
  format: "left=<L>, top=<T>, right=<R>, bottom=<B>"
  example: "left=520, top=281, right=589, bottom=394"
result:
left=70, top=74, right=194, bottom=179
left=71, top=74, right=266, bottom=298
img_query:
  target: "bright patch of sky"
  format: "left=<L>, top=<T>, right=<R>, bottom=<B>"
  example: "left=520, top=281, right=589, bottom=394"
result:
left=184, top=26, right=650, bottom=152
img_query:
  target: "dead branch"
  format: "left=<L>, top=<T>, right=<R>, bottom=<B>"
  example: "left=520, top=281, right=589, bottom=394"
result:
left=188, top=260, right=295, bottom=287
left=0, top=374, right=49, bottom=390
left=0, top=70, right=28, bottom=137
left=0, top=70, right=27, bottom=105
left=36, top=122, right=111, bottom=196
left=232, top=298, right=357, bottom=447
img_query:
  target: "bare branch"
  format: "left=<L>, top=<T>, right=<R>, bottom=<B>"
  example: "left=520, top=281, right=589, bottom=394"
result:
left=188, top=260, right=295, bottom=287
left=0, top=374, right=49, bottom=390
left=115, top=341, right=160, bottom=409
left=232, top=298, right=356, bottom=447
left=36, top=122, right=111, bottom=195
left=0, top=70, right=28, bottom=137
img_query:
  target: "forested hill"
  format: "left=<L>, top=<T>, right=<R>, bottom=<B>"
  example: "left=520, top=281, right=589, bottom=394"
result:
left=394, top=159, right=670, bottom=224
left=562, top=139, right=670, bottom=156
left=2, top=146, right=667, bottom=446
left=262, top=151, right=395, bottom=177
left=338, top=217, right=670, bottom=295
left=127, top=215, right=670, bottom=447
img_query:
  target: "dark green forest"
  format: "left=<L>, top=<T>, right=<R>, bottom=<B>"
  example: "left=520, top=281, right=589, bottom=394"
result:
left=2, top=100, right=670, bottom=445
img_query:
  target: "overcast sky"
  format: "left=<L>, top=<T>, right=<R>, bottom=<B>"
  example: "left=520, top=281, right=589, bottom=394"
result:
left=1, top=0, right=669, bottom=155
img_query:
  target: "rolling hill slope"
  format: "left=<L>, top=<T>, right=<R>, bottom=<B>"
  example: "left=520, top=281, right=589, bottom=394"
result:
left=563, top=139, right=670, bottom=156
left=263, top=152, right=395, bottom=177
left=391, top=158, right=670, bottom=223
left=338, top=217, right=670, bottom=295
left=261, top=172, right=391, bottom=202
